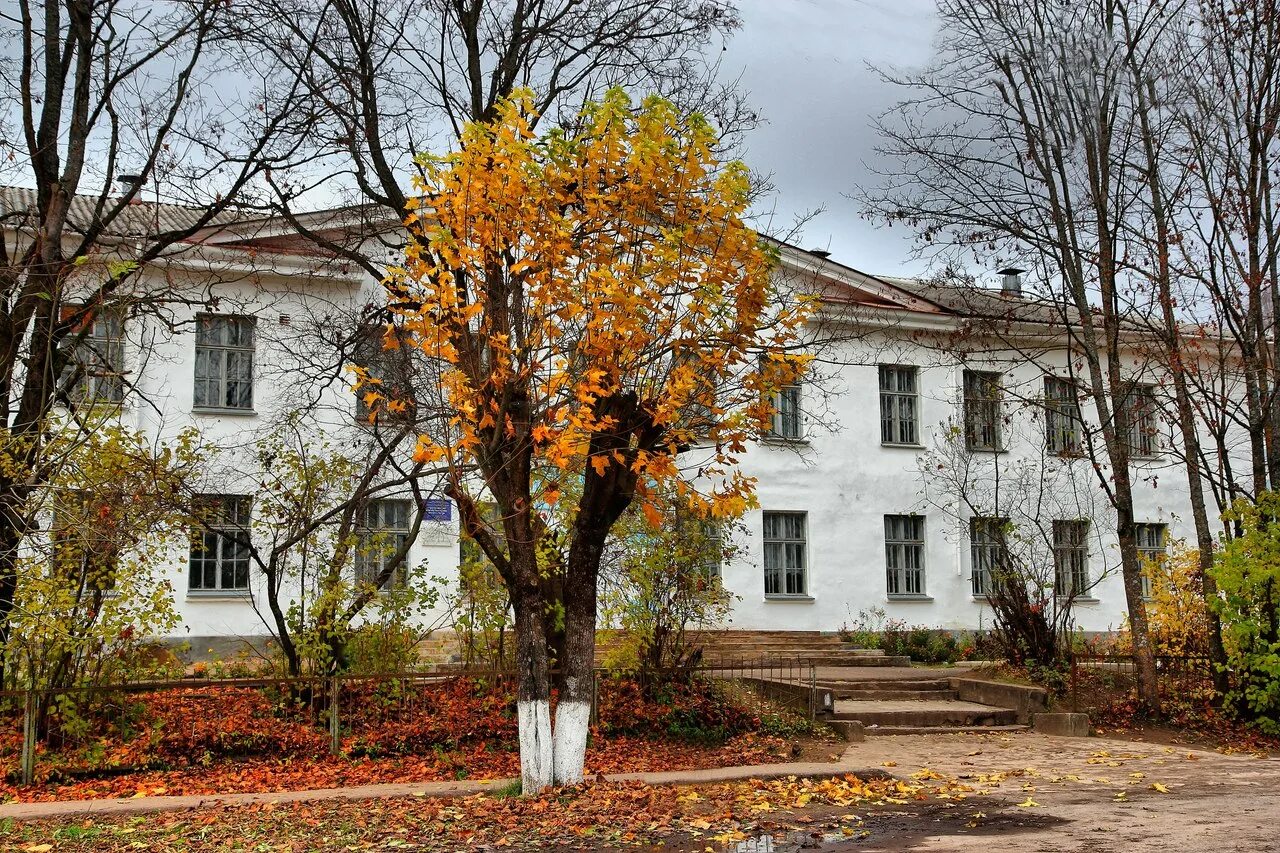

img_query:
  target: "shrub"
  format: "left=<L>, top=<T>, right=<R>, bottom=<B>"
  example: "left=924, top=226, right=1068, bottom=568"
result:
left=1212, top=494, right=1280, bottom=734
left=595, top=676, right=757, bottom=745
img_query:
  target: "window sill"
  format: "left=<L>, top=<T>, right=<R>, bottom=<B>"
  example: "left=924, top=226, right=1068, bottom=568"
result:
left=887, top=594, right=933, bottom=601
left=192, top=407, right=257, bottom=417
left=965, top=446, right=1008, bottom=454
left=759, top=435, right=809, bottom=446
left=186, top=590, right=252, bottom=601
left=880, top=442, right=925, bottom=450
left=764, top=594, right=815, bottom=602
left=1058, top=596, right=1100, bottom=604
left=1130, top=454, right=1163, bottom=463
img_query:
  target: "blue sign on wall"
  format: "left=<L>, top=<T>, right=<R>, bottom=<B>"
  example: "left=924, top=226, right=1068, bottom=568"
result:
left=422, top=497, right=452, bottom=521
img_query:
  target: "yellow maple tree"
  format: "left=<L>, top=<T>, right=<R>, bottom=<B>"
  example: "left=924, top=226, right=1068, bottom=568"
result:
left=381, top=89, right=810, bottom=792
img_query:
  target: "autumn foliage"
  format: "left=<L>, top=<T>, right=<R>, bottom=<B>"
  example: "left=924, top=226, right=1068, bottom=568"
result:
left=0, top=675, right=781, bottom=800
left=377, top=88, right=809, bottom=788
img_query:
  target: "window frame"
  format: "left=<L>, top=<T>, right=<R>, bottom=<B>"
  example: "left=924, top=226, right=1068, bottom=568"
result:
left=1119, top=383, right=1161, bottom=459
left=353, top=324, right=419, bottom=424
left=762, top=510, right=808, bottom=597
left=193, top=314, right=255, bottom=412
left=969, top=516, right=1009, bottom=598
left=1135, top=522, right=1168, bottom=600
left=962, top=369, right=1002, bottom=452
left=66, top=306, right=126, bottom=404
left=189, top=495, right=253, bottom=595
left=1053, top=519, right=1091, bottom=599
left=768, top=382, right=803, bottom=440
left=1044, top=376, right=1083, bottom=455
left=354, top=498, right=413, bottom=589
left=884, top=514, right=926, bottom=597
left=879, top=364, right=921, bottom=446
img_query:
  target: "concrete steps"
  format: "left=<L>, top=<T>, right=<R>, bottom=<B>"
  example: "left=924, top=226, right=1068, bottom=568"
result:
left=864, top=724, right=1031, bottom=736
left=831, top=699, right=1020, bottom=728
left=821, top=678, right=955, bottom=700
left=597, top=630, right=898, bottom=667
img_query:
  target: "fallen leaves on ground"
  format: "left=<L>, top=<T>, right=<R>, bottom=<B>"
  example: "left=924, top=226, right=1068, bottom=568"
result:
left=0, top=732, right=794, bottom=803
left=3, top=773, right=967, bottom=852
left=0, top=676, right=811, bottom=803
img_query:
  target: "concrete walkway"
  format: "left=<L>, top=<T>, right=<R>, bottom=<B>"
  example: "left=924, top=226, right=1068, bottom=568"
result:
left=0, top=750, right=872, bottom=822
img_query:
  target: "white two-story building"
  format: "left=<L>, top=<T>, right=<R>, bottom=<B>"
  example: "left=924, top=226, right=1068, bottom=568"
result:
left=2, top=189, right=1220, bottom=646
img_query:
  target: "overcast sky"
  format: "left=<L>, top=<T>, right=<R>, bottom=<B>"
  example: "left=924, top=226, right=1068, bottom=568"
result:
left=723, top=0, right=939, bottom=277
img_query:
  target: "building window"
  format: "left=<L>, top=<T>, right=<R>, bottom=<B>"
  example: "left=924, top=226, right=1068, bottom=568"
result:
left=879, top=365, right=919, bottom=445
left=355, top=499, right=412, bottom=588
left=969, top=516, right=1008, bottom=597
left=884, top=514, right=925, bottom=596
left=190, top=495, right=252, bottom=592
left=963, top=370, right=1002, bottom=451
left=1119, top=383, right=1160, bottom=458
left=1044, top=376, right=1082, bottom=455
left=1053, top=519, right=1090, bottom=598
left=1135, top=522, right=1168, bottom=600
left=193, top=314, right=254, bottom=410
left=353, top=325, right=416, bottom=422
left=51, top=491, right=117, bottom=592
left=66, top=307, right=125, bottom=403
left=763, top=511, right=807, bottom=596
left=699, top=521, right=724, bottom=581
left=768, top=383, right=802, bottom=439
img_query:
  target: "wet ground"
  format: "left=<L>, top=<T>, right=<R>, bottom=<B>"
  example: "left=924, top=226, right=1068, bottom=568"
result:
left=599, top=731, right=1280, bottom=852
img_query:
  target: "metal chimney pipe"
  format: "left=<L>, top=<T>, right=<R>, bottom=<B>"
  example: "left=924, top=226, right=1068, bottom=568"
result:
left=997, top=267, right=1025, bottom=297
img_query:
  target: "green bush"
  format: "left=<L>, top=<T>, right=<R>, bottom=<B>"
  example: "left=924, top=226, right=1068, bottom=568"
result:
left=1212, top=494, right=1280, bottom=734
left=839, top=608, right=989, bottom=664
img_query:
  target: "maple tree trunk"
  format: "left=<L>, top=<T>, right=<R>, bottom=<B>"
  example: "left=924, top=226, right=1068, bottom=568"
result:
left=511, top=586, right=553, bottom=793
left=553, top=541, right=601, bottom=786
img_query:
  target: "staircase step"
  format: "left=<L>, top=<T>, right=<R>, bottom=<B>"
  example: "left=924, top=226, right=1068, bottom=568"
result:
left=864, top=724, right=1031, bottom=736
left=835, top=689, right=957, bottom=701
left=831, top=700, right=1019, bottom=728
left=821, top=679, right=952, bottom=692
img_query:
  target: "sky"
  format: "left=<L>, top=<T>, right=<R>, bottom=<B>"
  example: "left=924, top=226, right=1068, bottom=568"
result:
left=722, top=0, right=939, bottom=277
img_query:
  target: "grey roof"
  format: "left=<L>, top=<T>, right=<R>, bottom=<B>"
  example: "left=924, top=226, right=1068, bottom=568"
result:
left=0, top=185, right=250, bottom=240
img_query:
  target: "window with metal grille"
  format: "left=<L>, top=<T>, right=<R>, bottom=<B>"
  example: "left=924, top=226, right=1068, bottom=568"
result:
left=969, top=516, right=1008, bottom=596
left=193, top=315, right=254, bottom=410
left=763, top=511, right=807, bottom=596
left=190, top=495, right=252, bottom=592
left=963, top=370, right=1002, bottom=451
left=879, top=365, right=919, bottom=445
left=66, top=307, right=125, bottom=403
left=1135, top=522, right=1168, bottom=600
left=1053, top=519, right=1090, bottom=598
left=884, top=514, right=926, bottom=596
left=355, top=499, right=412, bottom=588
left=1044, top=376, right=1082, bottom=455
left=1119, top=383, right=1160, bottom=458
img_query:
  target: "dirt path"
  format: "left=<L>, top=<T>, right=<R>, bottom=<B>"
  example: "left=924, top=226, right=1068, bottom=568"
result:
left=838, top=732, right=1280, bottom=852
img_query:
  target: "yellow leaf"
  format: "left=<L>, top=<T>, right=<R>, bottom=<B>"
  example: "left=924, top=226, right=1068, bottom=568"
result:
left=1016, top=798, right=1040, bottom=808
left=1151, top=783, right=1170, bottom=794
left=25, top=845, right=53, bottom=853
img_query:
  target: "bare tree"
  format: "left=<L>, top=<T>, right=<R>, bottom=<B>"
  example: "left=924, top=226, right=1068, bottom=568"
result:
left=861, top=0, right=1198, bottom=708
left=228, top=0, right=749, bottom=276
left=0, top=0, right=307, bottom=685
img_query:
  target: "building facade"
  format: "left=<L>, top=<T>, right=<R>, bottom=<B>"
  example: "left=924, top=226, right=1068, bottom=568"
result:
left=2, top=192, right=1221, bottom=643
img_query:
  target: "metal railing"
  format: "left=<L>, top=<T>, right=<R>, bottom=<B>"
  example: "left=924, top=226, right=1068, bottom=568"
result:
left=1067, top=652, right=1216, bottom=711
left=0, top=658, right=818, bottom=787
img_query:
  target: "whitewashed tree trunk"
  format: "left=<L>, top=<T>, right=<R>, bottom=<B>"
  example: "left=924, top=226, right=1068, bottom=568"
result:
left=552, top=692, right=591, bottom=785
left=517, top=698, right=554, bottom=792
